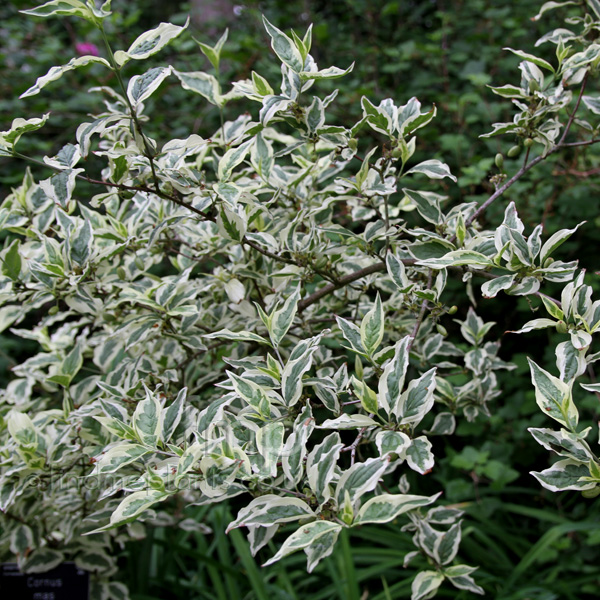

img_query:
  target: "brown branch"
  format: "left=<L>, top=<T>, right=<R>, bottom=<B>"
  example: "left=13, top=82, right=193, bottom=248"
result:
left=553, top=166, right=600, bottom=178
left=242, top=238, right=299, bottom=267
left=77, top=174, right=212, bottom=220
left=407, top=270, right=433, bottom=353
left=456, top=70, right=594, bottom=238
left=558, top=71, right=589, bottom=146
left=13, top=151, right=213, bottom=221
left=297, top=262, right=386, bottom=313
left=468, top=268, right=562, bottom=308
left=459, top=154, right=546, bottom=235
left=341, top=413, right=375, bottom=466
left=243, top=238, right=339, bottom=283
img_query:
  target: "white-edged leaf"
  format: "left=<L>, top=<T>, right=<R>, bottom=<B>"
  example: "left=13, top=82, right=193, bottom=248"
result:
left=417, top=250, right=493, bottom=269
left=504, top=47, right=555, bottom=72
left=335, top=457, right=389, bottom=508
left=132, top=386, right=163, bottom=447
left=354, top=492, right=441, bottom=525
left=336, top=316, right=367, bottom=354
left=282, top=405, right=315, bottom=485
left=528, top=358, right=578, bottom=429
left=21, top=0, right=93, bottom=21
left=256, top=421, right=285, bottom=477
left=114, top=18, right=189, bottom=66
left=91, top=443, right=148, bottom=475
left=87, top=489, right=169, bottom=533
left=405, top=436, right=435, bottom=474
left=376, top=430, right=411, bottom=456
left=262, top=16, right=304, bottom=72
left=360, top=293, right=384, bottom=356
left=127, top=66, right=172, bottom=105
left=403, top=188, right=444, bottom=224
left=227, top=371, right=270, bottom=415
left=557, top=341, right=586, bottom=382
left=270, top=286, right=301, bottom=348
left=434, top=521, right=462, bottom=565
left=263, top=521, right=341, bottom=567
left=299, top=64, right=354, bottom=80
left=248, top=524, right=278, bottom=557
left=406, top=159, right=456, bottom=182
left=511, top=318, right=557, bottom=334
left=20, top=548, right=64, bottom=574
left=318, top=414, right=378, bottom=430
left=394, top=368, right=436, bottom=426
left=218, top=137, right=254, bottom=181
left=20, top=55, right=110, bottom=99
left=445, top=565, right=484, bottom=595
left=305, top=527, right=341, bottom=572
left=173, top=70, right=222, bottom=106
left=481, top=274, right=516, bottom=298
left=204, top=329, right=270, bottom=345
left=426, top=412, right=456, bottom=435
left=539, top=223, right=584, bottom=264
left=528, top=427, right=594, bottom=462
left=1, top=114, right=51, bottom=148
left=531, top=459, right=594, bottom=492
left=227, top=495, right=315, bottom=531
left=411, top=571, right=445, bottom=600
left=306, top=432, right=343, bottom=504
left=162, top=387, right=187, bottom=443
left=281, top=337, right=320, bottom=407
left=386, top=253, right=411, bottom=291
left=378, top=336, right=411, bottom=415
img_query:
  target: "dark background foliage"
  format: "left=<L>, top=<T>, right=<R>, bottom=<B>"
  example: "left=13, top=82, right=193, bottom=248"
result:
left=2, top=1, right=600, bottom=598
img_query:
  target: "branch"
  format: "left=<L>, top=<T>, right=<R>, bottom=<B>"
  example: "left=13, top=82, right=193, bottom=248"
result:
left=558, top=70, right=589, bottom=146
left=407, top=270, right=433, bottom=353
left=468, top=268, right=562, bottom=308
left=553, top=166, right=600, bottom=178
left=342, top=414, right=375, bottom=466
left=242, top=238, right=298, bottom=266
left=13, top=151, right=212, bottom=221
left=460, top=154, right=545, bottom=233
left=297, top=262, right=389, bottom=312
left=243, top=238, right=340, bottom=283
left=457, top=71, right=594, bottom=237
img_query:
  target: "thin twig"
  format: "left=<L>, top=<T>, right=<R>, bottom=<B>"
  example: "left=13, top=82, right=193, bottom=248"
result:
left=298, top=260, right=417, bottom=312
left=243, top=238, right=339, bottom=283
left=342, top=413, right=375, bottom=466
left=558, top=71, right=589, bottom=146
left=407, top=270, right=433, bottom=352
left=455, top=72, right=593, bottom=239
left=459, top=154, right=546, bottom=235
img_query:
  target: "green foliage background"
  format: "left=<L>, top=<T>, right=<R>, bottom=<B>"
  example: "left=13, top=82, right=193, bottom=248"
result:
left=1, top=1, right=600, bottom=598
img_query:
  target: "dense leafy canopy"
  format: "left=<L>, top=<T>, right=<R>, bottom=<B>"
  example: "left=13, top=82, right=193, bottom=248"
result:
left=2, top=1, right=600, bottom=599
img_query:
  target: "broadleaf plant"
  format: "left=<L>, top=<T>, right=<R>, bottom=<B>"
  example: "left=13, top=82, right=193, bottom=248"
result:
left=2, top=1, right=600, bottom=598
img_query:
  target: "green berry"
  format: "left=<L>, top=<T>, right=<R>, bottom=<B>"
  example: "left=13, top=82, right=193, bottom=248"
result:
left=507, top=145, right=521, bottom=158
left=495, top=153, right=504, bottom=169
left=556, top=320, right=568, bottom=334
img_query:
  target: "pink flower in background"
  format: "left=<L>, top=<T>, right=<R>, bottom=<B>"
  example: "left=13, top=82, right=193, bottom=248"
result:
left=75, top=42, right=99, bottom=57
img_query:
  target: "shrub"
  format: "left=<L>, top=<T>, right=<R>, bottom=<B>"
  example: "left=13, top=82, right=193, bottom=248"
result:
left=1, top=1, right=600, bottom=598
